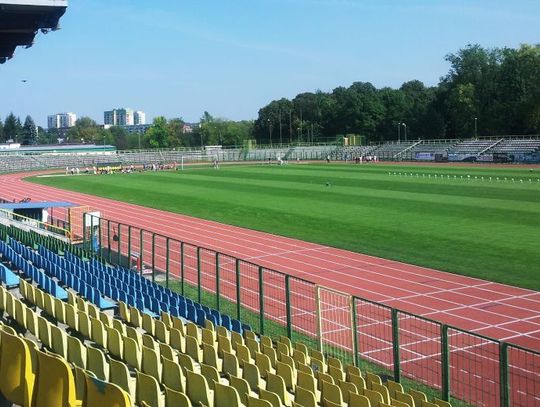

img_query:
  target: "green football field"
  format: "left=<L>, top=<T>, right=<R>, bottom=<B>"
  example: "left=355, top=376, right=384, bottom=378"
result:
left=29, top=163, right=540, bottom=290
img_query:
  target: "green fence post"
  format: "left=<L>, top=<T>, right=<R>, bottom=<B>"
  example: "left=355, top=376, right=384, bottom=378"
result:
left=259, top=266, right=265, bottom=335
left=165, top=237, right=170, bottom=288
left=98, top=219, right=102, bottom=260
left=151, top=233, right=156, bottom=283
left=215, top=253, right=220, bottom=311
left=117, top=224, right=122, bottom=266
left=285, top=275, right=292, bottom=340
left=235, top=259, right=241, bottom=320
left=441, top=324, right=450, bottom=401
left=351, top=297, right=360, bottom=367
left=82, top=212, right=87, bottom=251
left=107, top=220, right=111, bottom=263
left=197, top=247, right=202, bottom=304
left=139, top=229, right=144, bottom=276
left=127, top=226, right=132, bottom=268
left=180, top=242, right=185, bottom=295
left=499, top=342, right=510, bottom=407
left=391, top=309, right=401, bottom=382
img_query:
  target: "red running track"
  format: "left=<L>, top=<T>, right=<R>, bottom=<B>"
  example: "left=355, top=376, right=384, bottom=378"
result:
left=2, top=171, right=540, bottom=350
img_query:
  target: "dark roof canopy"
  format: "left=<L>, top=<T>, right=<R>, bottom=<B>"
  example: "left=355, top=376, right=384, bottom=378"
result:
left=0, top=1, right=67, bottom=63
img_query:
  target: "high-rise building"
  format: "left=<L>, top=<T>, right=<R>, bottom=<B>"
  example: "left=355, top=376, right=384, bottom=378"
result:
left=47, top=112, right=77, bottom=129
left=134, top=111, right=146, bottom=125
left=104, top=108, right=141, bottom=126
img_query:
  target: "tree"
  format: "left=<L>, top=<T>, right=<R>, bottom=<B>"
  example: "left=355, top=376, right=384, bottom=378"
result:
left=144, top=116, right=169, bottom=148
left=3, top=113, right=20, bottom=142
left=166, top=118, right=186, bottom=147
left=67, top=117, right=100, bottom=143
left=21, top=115, right=38, bottom=145
left=0, top=118, right=4, bottom=142
left=108, top=126, right=129, bottom=149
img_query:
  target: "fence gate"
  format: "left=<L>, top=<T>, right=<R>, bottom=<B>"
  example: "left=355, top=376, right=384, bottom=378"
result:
left=317, top=285, right=355, bottom=365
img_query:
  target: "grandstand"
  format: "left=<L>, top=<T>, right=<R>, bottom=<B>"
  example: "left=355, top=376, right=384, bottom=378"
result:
left=371, top=141, right=417, bottom=160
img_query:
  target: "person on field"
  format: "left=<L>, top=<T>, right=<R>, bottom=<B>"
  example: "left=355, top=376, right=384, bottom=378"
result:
left=326, top=155, right=330, bottom=163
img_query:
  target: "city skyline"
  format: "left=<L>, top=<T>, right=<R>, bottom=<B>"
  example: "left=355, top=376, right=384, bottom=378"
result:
left=1, top=0, right=539, bottom=128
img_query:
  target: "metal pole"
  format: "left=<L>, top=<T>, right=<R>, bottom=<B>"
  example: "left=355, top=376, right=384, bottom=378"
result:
left=215, top=253, right=220, bottom=311
left=403, top=123, right=407, bottom=141
left=235, top=259, right=241, bottom=319
left=279, top=110, right=282, bottom=145
left=474, top=117, right=478, bottom=138
left=259, top=266, right=265, bottom=335
left=499, top=342, right=510, bottom=407
left=289, top=110, right=292, bottom=143
left=398, top=122, right=401, bottom=142
left=180, top=242, right=185, bottom=295
left=151, top=233, right=156, bottom=283
left=285, top=275, right=292, bottom=340
left=391, top=309, right=401, bottom=381
left=165, top=237, right=170, bottom=288
left=441, top=325, right=450, bottom=401
left=351, top=297, right=360, bottom=367
left=197, top=247, right=201, bottom=303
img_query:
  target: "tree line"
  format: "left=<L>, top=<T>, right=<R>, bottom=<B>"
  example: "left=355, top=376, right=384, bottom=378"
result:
left=2, top=44, right=538, bottom=148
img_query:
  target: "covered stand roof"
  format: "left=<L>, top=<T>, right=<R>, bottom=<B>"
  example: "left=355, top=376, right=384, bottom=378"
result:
left=0, top=201, right=75, bottom=210
left=0, top=0, right=67, bottom=63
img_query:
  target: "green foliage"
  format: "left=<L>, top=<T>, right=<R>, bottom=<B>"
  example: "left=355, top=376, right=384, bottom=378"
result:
left=29, top=164, right=540, bottom=290
left=3, top=112, right=21, bottom=142
left=144, top=116, right=169, bottom=148
left=21, top=115, right=38, bottom=145
left=254, top=43, right=539, bottom=143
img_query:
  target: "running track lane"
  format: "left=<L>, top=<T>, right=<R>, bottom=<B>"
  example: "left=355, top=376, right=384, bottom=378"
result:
left=2, top=171, right=540, bottom=352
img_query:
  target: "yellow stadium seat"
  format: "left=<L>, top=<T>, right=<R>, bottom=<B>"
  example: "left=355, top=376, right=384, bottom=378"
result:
left=217, top=332, right=233, bottom=357
left=410, top=389, right=428, bottom=406
left=297, top=370, right=320, bottom=402
left=106, top=326, right=123, bottom=359
left=231, top=330, right=244, bottom=350
left=349, top=392, right=371, bottom=407
left=328, top=364, right=345, bottom=383
left=126, top=325, right=143, bottom=349
left=37, top=316, right=52, bottom=349
left=266, top=372, right=292, bottom=407
left=202, top=327, right=216, bottom=346
left=395, top=390, right=415, bottom=407
left=67, top=335, right=87, bottom=369
left=185, top=334, right=203, bottom=363
left=186, top=322, right=201, bottom=342
left=142, top=313, right=155, bottom=336
left=387, top=380, right=403, bottom=398
left=0, top=330, right=35, bottom=406
left=203, top=342, right=223, bottom=370
left=171, top=315, right=185, bottom=333
left=363, top=388, right=384, bottom=406
left=365, top=372, right=382, bottom=390
left=161, top=356, right=186, bottom=393
left=155, top=319, right=169, bottom=343
left=258, top=388, right=282, bottom=407
left=223, top=350, right=242, bottom=378
left=65, top=303, right=78, bottom=331
left=160, top=311, right=172, bottom=328
left=35, top=288, right=44, bottom=311
left=262, top=344, right=277, bottom=369
left=142, top=333, right=159, bottom=352
left=124, top=336, right=142, bottom=370
left=159, top=342, right=177, bottom=363
left=349, top=373, right=366, bottom=392
left=276, top=360, right=296, bottom=392
left=87, top=303, right=99, bottom=319
left=295, top=385, right=317, bottom=407
left=118, top=301, right=130, bottom=324
left=112, top=318, right=126, bottom=335
left=34, top=349, right=82, bottom=407
left=14, top=299, right=27, bottom=328
left=51, top=324, right=68, bottom=359
left=276, top=341, right=290, bottom=358
left=54, top=298, right=66, bottom=324
left=255, top=351, right=275, bottom=379
left=86, top=345, right=109, bottom=381
left=99, top=311, right=112, bottom=327
left=169, top=327, right=185, bottom=353
left=338, top=379, right=358, bottom=404
left=67, top=290, right=77, bottom=307
left=109, top=358, right=136, bottom=401
left=91, top=317, right=108, bottom=348
left=373, top=381, right=391, bottom=404
left=136, top=370, right=165, bottom=407
left=78, top=311, right=92, bottom=339
left=236, top=343, right=254, bottom=367
left=229, top=374, right=254, bottom=406
left=242, top=361, right=264, bottom=392
left=178, top=352, right=197, bottom=375
left=391, top=398, right=411, bottom=407
left=43, top=293, right=55, bottom=318
left=129, top=306, right=142, bottom=328
left=186, top=369, right=214, bottom=407
left=247, top=394, right=273, bottom=407
left=434, top=398, right=452, bottom=407
left=164, top=385, right=190, bottom=407
left=142, top=345, right=162, bottom=381
left=201, top=363, right=222, bottom=391
left=214, top=382, right=245, bottom=407
left=204, top=318, right=215, bottom=332
left=322, top=380, right=346, bottom=407
left=246, top=337, right=260, bottom=358
left=84, top=371, right=132, bottom=407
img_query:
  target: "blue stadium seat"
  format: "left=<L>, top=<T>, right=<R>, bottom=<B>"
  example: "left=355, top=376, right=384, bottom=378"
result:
left=0, top=263, right=19, bottom=288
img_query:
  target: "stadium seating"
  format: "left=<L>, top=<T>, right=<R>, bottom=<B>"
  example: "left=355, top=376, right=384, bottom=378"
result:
left=0, top=228, right=455, bottom=407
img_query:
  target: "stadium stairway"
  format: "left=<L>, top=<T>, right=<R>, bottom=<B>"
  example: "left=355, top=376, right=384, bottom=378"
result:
left=0, top=228, right=455, bottom=407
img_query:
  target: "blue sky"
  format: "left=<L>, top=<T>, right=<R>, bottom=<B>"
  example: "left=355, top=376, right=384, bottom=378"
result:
left=1, top=0, right=539, bottom=127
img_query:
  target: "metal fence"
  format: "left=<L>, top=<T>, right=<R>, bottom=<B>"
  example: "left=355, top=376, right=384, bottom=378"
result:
left=84, top=214, right=540, bottom=407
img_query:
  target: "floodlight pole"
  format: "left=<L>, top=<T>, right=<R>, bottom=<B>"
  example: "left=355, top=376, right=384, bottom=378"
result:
left=474, top=117, right=478, bottom=138
left=397, top=122, right=401, bottom=143
left=403, top=123, right=407, bottom=141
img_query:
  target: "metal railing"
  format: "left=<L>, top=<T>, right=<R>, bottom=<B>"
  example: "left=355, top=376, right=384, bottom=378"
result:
left=82, top=213, right=540, bottom=407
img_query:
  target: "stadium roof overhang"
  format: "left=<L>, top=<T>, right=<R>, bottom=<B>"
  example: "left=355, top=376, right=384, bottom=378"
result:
left=0, top=0, right=67, bottom=63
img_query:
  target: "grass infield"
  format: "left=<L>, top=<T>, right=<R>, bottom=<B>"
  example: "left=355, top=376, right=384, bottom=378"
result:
left=29, top=162, right=540, bottom=291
